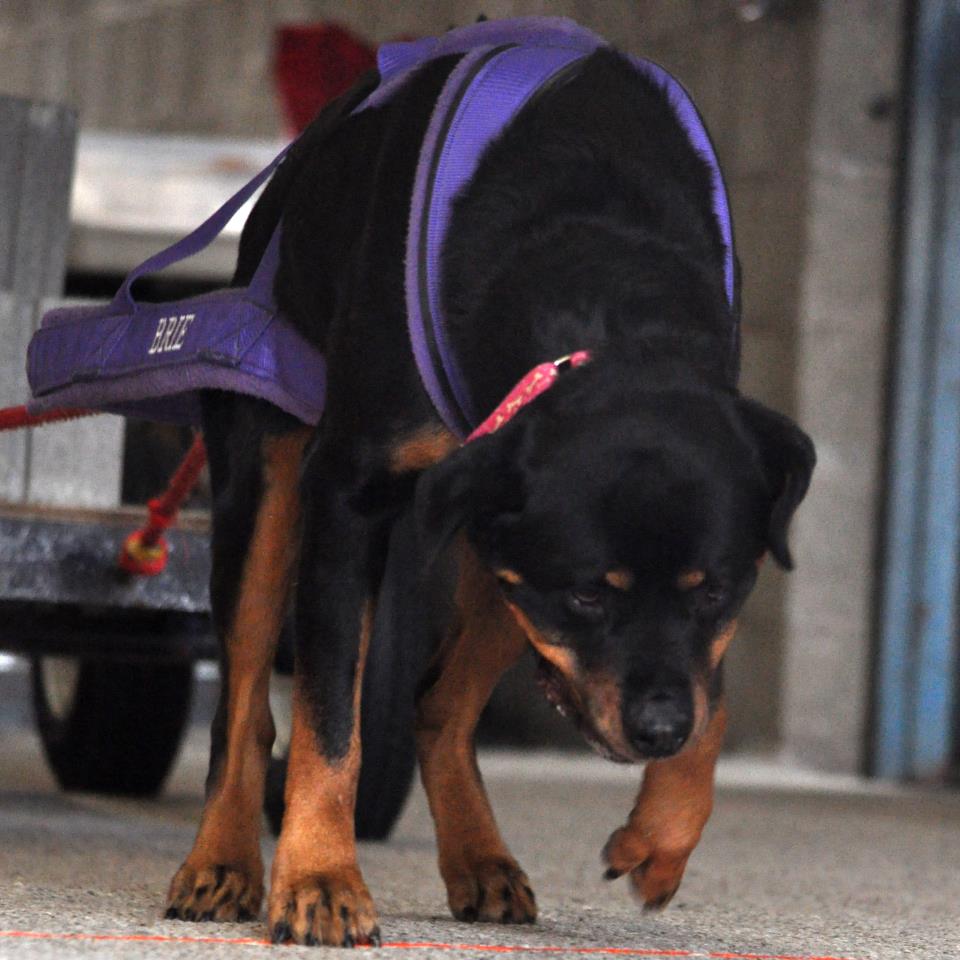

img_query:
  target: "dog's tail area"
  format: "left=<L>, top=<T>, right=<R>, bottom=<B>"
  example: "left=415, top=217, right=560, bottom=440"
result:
left=354, top=506, right=433, bottom=839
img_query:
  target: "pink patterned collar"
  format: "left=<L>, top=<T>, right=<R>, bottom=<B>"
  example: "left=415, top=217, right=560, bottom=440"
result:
left=465, top=351, right=591, bottom=442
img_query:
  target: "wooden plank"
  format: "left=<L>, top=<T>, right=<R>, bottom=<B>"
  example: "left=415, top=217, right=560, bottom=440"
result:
left=0, top=503, right=210, bottom=533
left=0, top=513, right=210, bottom=614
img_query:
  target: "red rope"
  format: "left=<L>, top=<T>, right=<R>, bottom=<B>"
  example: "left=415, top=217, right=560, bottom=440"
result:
left=0, top=931, right=864, bottom=960
left=118, top=433, right=208, bottom=576
left=0, top=404, right=98, bottom=431
left=0, top=401, right=207, bottom=576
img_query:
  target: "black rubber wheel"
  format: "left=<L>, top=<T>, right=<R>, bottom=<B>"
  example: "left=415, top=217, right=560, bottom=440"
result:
left=265, top=512, right=425, bottom=841
left=31, top=656, right=193, bottom=796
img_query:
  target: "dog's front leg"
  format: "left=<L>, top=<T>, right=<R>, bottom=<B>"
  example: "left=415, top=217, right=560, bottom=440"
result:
left=602, top=694, right=727, bottom=910
left=267, top=459, right=380, bottom=948
left=416, top=543, right=536, bottom=925
left=167, top=422, right=309, bottom=923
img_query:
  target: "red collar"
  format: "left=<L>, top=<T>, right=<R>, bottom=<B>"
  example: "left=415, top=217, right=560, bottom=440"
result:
left=466, top=351, right=591, bottom=442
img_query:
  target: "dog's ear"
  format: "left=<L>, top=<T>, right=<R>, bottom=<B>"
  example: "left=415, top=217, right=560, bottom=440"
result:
left=415, top=428, right=526, bottom=569
left=737, top=397, right=816, bottom=570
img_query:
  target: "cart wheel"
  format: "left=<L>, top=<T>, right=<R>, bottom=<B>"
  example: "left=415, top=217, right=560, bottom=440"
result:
left=31, top=656, right=193, bottom=796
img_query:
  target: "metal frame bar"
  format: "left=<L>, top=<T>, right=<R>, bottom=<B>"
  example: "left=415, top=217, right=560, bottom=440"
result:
left=874, top=0, right=960, bottom=779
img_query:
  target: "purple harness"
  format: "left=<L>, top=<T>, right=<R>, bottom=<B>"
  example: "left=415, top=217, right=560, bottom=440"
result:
left=27, top=17, right=735, bottom=434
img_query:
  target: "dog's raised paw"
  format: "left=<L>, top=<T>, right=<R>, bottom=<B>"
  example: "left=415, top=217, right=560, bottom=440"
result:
left=268, top=869, right=380, bottom=947
left=602, top=825, right=688, bottom=911
left=165, top=862, right=263, bottom=923
left=446, top=858, right=536, bottom=924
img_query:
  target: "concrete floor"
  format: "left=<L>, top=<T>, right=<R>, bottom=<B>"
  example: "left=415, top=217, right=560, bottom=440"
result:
left=2, top=724, right=960, bottom=960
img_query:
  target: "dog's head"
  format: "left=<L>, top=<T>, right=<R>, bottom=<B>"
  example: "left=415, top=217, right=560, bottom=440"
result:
left=417, top=369, right=814, bottom=762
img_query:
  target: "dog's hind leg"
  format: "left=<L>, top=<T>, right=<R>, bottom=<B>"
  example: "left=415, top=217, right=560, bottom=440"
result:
left=416, top=541, right=537, bottom=925
left=167, top=396, right=310, bottom=923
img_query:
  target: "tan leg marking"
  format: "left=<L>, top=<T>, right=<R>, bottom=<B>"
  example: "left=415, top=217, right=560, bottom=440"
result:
left=267, top=603, right=380, bottom=947
left=602, top=699, right=728, bottom=909
left=167, top=429, right=309, bottom=923
left=417, top=541, right=536, bottom=924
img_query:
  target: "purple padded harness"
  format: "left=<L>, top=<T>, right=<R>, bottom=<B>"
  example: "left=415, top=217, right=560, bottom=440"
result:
left=27, top=16, right=735, bottom=434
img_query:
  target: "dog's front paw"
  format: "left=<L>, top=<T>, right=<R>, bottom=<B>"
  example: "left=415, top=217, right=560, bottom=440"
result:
left=165, top=862, right=263, bottom=922
left=268, top=868, right=380, bottom=947
left=602, top=824, right=693, bottom=910
left=444, top=857, right=536, bottom=924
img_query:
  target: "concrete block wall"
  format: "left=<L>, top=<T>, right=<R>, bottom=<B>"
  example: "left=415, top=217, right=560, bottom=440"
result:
left=0, top=93, right=124, bottom=508
left=784, top=0, right=904, bottom=773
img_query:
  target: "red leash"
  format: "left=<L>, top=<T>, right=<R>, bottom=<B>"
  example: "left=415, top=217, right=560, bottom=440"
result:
left=0, top=404, right=98, bottom=431
left=117, top=433, right=207, bottom=575
left=0, top=403, right=207, bottom=576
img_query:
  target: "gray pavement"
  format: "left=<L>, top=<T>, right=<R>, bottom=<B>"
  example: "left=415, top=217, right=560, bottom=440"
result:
left=2, top=725, right=960, bottom=960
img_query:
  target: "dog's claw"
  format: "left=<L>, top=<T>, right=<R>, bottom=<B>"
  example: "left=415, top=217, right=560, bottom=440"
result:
left=268, top=870, right=378, bottom=946
left=603, top=824, right=690, bottom=910
left=643, top=891, right=675, bottom=912
left=446, top=858, right=537, bottom=925
left=166, top=861, right=263, bottom=924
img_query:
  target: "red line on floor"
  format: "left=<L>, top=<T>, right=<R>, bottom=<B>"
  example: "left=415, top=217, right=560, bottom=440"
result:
left=0, top=930, right=862, bottom=960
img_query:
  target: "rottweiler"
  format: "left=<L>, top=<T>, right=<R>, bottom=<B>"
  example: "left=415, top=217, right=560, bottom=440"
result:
left=164, top=22, right=815, bottom=948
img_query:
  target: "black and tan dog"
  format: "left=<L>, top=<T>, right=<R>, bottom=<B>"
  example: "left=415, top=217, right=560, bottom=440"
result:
left=164, top=33, right=814, bottom=948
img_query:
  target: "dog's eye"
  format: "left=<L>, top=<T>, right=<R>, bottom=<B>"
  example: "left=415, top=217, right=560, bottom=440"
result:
left=566, top=587, right=605, bottom=621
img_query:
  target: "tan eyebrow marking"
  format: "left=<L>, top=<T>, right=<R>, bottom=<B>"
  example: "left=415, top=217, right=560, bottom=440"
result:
left=677, top=569, right=706, bottom=590
left=604, top=568, right=634, bottom=591
left=495, top=568, right=523, bottom=586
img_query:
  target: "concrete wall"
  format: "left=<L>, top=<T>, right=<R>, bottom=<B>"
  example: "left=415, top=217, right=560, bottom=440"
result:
left=0, top=1, right=904, bottom=769
left=0, top=93, right=124, bottom=509
left=783, top=0, right=904, bottom=773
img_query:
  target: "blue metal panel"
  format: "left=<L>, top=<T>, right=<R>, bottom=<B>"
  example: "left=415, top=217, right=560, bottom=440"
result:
left=913, top=120, right=960, bottom=775
left=874, top=2, right=960, bottom=779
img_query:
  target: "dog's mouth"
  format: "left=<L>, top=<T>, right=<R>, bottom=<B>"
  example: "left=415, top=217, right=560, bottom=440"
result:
left=534, top=652, right=634, bottom=764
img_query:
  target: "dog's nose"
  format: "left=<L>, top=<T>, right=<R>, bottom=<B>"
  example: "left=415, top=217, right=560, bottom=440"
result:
left=624, top=688, right=692, bottom=758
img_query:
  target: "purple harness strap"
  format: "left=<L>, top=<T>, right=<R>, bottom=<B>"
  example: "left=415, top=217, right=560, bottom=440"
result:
left=407, top=40, right=596, bottom=435
left=26, top=151, right=327, bottom=425
left=26, top=16, right=735, bottom=434
left=405, top=18, right=736, bottom=436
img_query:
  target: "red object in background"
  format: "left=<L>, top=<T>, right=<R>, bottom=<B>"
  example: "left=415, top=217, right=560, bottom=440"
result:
left=275, top=22, right=378, bottom=135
